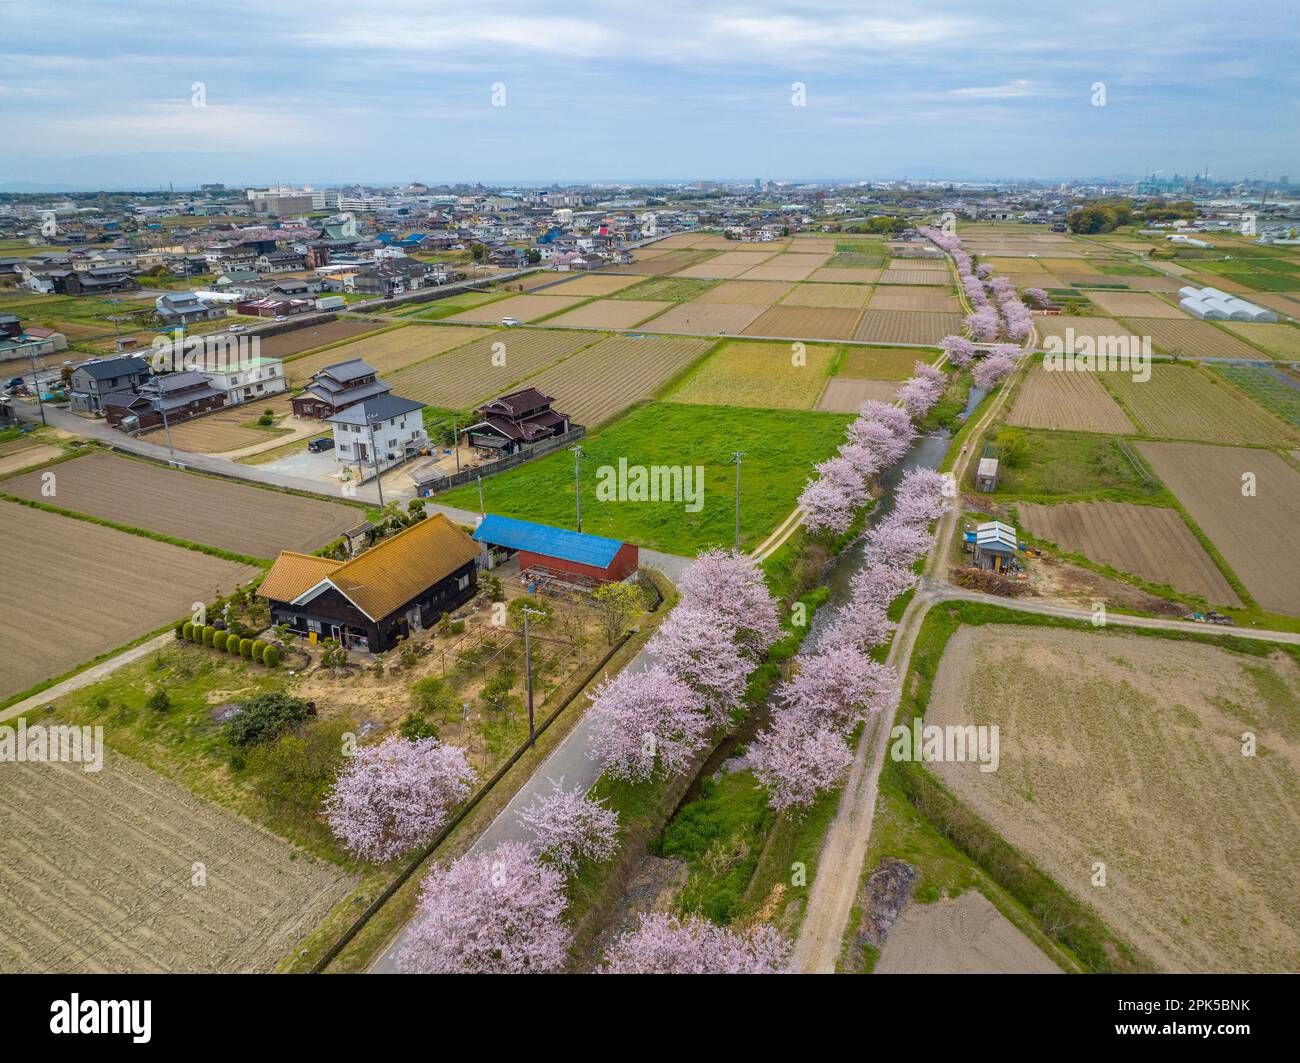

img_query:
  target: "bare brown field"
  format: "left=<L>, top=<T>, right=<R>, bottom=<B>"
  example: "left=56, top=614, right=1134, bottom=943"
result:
left=780, top=283, right=870, bottom=309
left=986, top=257, right=1045, bottom=272
left=886, top=257, right=947, bottom=271
left=1136, top=442, right=1300, bottom=614
left=501, top=272, right=571, bottom=291
left=0, top=443, right=63, bottom=476
left=708, top=250, right=780, bottom=266
left=1104, top=364, right=1293, bottom=444
left=742, top=305, right=863, bottom=341
left=1017, top=500, right=1239, bottom=605
left=441, top=293, right=587, bottom=324
left=691, top=280, right=793, bottom=305
left=1248, top=294, right=1300, bottom=317
left=604, top=250, right=714, bottom=275
left=2, top=451, right=360, bottom=557
left=926, top=624, right=1300, bottom=973
left=810, top=267, right=881, bottom=284
left=1123, top=317, right=1274, bottom=358
left=139, top=406, right=292, bottom=454
left=1039, top=258, right=1097, bottom=274
left=387, top=328, right=596, bottom=407
left=651, top=234, right=710, bottom=248
left=542, top=299, right=673, bottom=330
left=255, top=319, right=385, bottom=360
left=671, top=260, right=755, bottom=279
left=0, top=502, right=259, bottom=698
left=868, top=287, right=960, bottom=313
left=1002, top=273, right=1064, bottom=289
left=637, top=302, right=766, bottom=335
left=1006, top=364, right=1135, bottom=434
left=1222, top=322, right=1300, bottom=359
left=838, top=346, right=935, bottom=380
left=815, top=377, right=899, bottom=412
left=766, top=252, right=832, bottom=269
left=1031, top=315, right=1129, bottom=345
left=1185, top=273, right=1253, bottom=294
left=1092, top=275, right=1186, bottom=293
left=879, top=269, right=950, bottom=286
left=853, top=310, right=961, bottom=345
left=534, top=273, right=645, bottom=297
left=519, top=334, right=713, bottom=425
left=1086, top=291, right=1188, bottom=318
left=737, top=263, right=821, bottom=282
left=875, top=892, right=1061, bottom=974
left=283, top=324, right=488, bottom=387
left=0, top=751, right=353, bottom=972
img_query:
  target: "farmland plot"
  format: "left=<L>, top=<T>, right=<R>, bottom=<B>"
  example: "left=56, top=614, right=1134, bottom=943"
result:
left=253, top=319, right=385, bottom=360
left=1104, top=364, right=1294, bottom=445
left=809, top=267, right=880, bottom=284
left=816, top=378, right=899, bottom=412
left=1210, top=366, right=1300, bottom=425
left=779, top=282, right=870, bottom=309
left=691, top=280, right=792, bottom=305
left=1222, top=322, right=1300, bottom=359
left=1031, top=315, right=1129, bottom=346
left=1016, top=500, right=1239, bottom=605
left=838, top=346, right=936, bottom=379
left=542, top=299, right=673, bottom=330
left=604, top=250, right=716, bottom=275
left=926, top=625, right=1300, bottom=973
left=672, top=260, right=760, bottom=279
left=742, top=305, right=863, bottom=341
left=638, top=302, right=766, bottom=336
left=666, top=340, right=836, bottom=410
left=283, top=324, right=488, bottom=386
left=538, top=273, right=645, bottom=297
left=1006, top=364, right=1135, bottom=434
left=2, top=451, right=360, bottom=557
left=1085, top=291, right=1187, bottom=318
left=441, top=293, right=587, bottom=324
left=867, top=287, right=960, bottom=313
left=0, top=502, right=259, bottom=699
left=878, top=269, right=949, bottom=286
left=1136, top=442, right=1300, bottom=614
left=138, top=406, right=293, bottom=454
left=387, top=329, right=596, bottom=407
left=853, top=310, right=962, bottom=345
left=737, top=262, right=822, bottom=282
left=1124, top=319, right=1266, bottom=361
left=0, top=751, right=353, bottom=973
left=521, top=334, right=712, bottom=427
left=886, top=257, right=947, bottom=271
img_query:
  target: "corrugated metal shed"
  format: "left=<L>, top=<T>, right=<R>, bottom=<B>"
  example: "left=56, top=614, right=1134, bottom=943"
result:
left=473, top=514, right=623, bottom=568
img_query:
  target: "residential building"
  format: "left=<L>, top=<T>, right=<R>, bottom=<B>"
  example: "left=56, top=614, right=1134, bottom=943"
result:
left=291, top=358, right=391, bottom=419
left=154, top=291, right=226, bottom=327
left=68, top=355, right=151, bottom=414
left=259, top=512, right=480, bottom=652
left=464, top=387, right=573, bottom=456
left=328, top=394, right=428, bottom=477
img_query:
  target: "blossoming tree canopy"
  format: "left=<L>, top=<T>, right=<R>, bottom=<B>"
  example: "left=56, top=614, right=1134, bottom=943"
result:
left=586, top=665, right=710, bottom=782
left=518, top=779, right=619, bottom=874
left=396, top=841, right=570, bottom=974
left=324, top=734, right=475, bottom=863
left=601, top=912, right=790, bottom=974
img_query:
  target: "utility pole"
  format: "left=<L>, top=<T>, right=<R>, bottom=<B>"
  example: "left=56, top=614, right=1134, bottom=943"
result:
left=731, top=450, right=745, bottom=552
left=451, top=412, right=460, bottom=473
left=476, top=472, right=485, bottom=516
left=368, top=418, right=385, bottom=508
left=157, top=395, right=175, bottom=461
left=521, top=606, right=546, bottom=747
left=571, top=443, right=583, bottom=532
left=25, top=342, right=46, bottom=427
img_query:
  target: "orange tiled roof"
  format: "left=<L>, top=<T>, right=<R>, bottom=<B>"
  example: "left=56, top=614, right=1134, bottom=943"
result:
left=258, top=551, right=343, bottom=604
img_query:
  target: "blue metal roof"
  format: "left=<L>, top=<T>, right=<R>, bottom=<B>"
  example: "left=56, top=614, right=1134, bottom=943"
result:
left=473, top=514, right=624, bottom=569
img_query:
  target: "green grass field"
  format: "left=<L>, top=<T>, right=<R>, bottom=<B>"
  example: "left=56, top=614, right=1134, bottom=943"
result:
left=1210, top=366, right=1300, bottom=426
left=664, top=339, right=837, bottom=409
left=984, top=427, right=1172, bottom=504
left=440, top=401, right=851, bottom=554
left=609, top=277, right=719, bottom=302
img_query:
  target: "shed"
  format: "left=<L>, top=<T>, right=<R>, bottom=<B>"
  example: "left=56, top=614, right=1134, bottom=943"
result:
left=472, top=514, right=638, bottom=584
left=975, top=457, right=999, bottom=493
left=973, top=520, right=1019, bottom=572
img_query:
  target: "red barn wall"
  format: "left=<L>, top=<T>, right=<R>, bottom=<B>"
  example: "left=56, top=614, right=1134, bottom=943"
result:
left=517, top=542, right=639, bottom=583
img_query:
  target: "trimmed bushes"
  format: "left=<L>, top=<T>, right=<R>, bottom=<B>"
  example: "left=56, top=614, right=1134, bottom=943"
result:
left=202, top=625, right=217, bottom=647
left=251, top=639, right=267, bottom=660
left=213, top=630, right=230, bottom=652
left=262, top=645, right=280, bottom=667
left=228, top=636, right=243, bottom=656
left=182, top=621, right=195, bottom=641
left=174, top=617, right=281, bottom=667
left=239, top=638, right=254, bottom=658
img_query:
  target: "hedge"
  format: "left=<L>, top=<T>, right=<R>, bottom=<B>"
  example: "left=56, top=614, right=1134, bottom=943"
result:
left=202, top=625, right=217, bottom=647
left=251, top=639, right=268, bottom=660
left=228, top=636, right=242, bottom=655
left=213, top=630, right=229, bottom=652
left=240, top=638, right=254, bottom=658
left=263, top=645, right=280, bottom=667
left=182, top=621, right=195, bottom=641
left=175, top=621, right=186, bottom=640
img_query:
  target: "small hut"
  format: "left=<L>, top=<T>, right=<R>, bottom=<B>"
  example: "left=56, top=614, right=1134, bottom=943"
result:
left=973, top=521, right=1018, bottom=573
left=975, top=457, right=1000, bottom=493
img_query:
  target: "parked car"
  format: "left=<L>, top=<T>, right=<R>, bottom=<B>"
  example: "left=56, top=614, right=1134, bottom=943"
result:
left=228, top=324, right=245, bottom=332
left=501, top=316, right=522, bottom=327
left=307, top=436, right=335, bottom=453
left=274, top=315, right=287, bottom=322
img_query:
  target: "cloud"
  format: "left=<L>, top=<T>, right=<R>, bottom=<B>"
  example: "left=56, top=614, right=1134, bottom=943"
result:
left=948, top=79, right=1041, bottom=99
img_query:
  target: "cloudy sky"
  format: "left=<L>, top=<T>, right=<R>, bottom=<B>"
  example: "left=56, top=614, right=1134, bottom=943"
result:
left=3, top=0, right=1297, bottom=189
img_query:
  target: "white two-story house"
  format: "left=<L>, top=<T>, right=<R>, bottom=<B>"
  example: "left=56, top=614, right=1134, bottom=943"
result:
left=327, top=394, right=428, bottom=481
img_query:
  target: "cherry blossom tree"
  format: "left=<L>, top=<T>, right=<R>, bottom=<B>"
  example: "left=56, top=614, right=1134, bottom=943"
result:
left=862, top=519, right=935, bottom=571
left=975, top=262, right=993, bottom=279
left=779, top=645, right=897, bottom=735
left=396, top=841, right=569, bottom=974
left=897, top=375, right=943, bottom=419
left=324, top=735, right=476, bottom=863
left=1000, top=297, right=1032, bottom=342
left=518, top=780, right=619, bottom=874
left=893, top=467, right=950, bottom=523
left=601, top=913, right=790, bottom=974
left=965, top=305, right=1000, bottom=342
left=849, top=559, right=918, bottom=608
left=1023, top=286, right=1050, bottom=308
left=942, top=334, right=976, bottom=368
left=845, top=415, right=912, bottom=466
left=800, top=472, right=859, bottom=536
left=989, top=276, right=1013, bottom=299
left=836, top=439, right=886, bottom=480
left=962, top=275, right=988, bottom=307
left=676, top=549, right=782, bottom=658
left=645, top=605, right=751, bottom=725
left=858, top=400, right=915, bottom=441
left=817, top=594, right=895, bottom=652
left=972, top=347, right=1019, bottom=389
left=587, top=665, right=710, bottom=782
left=750, top=712, right=854, bottom=812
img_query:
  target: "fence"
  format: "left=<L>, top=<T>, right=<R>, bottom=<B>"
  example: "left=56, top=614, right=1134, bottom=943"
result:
left=413, top=426, right=586, bottom=496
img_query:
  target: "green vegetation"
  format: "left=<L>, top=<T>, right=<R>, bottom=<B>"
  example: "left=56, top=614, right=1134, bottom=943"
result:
left=1210, top=366, right=1300, bottom=426
left=609, top=276, right=719, bottom=302
left=224, top=690, right=310, bottom=749
left=983, top=428, right=1171, bottom=504
left=439, top=401, right=851, bottom=555
left=1096, top=262, right=1159, bottom=277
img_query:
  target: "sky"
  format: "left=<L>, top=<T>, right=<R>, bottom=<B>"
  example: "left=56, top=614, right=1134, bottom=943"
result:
left=2, top=0, right=1297, bottom=190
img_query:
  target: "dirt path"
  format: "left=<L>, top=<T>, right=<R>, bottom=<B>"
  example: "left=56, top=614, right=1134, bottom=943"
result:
left=790, top=355, right=1018, bottom=973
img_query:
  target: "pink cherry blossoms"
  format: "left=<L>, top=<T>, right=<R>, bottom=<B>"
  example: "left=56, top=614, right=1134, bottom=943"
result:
left=1023, top=287, right=1050, bottom=308
left=601, top=912, right=790, bottom=974
left=941, top=334, right=975, bottom=367
left=675, top=547, right=782, bottom=659
left=587, top=664, right=710, bottom=782
left=645, top=603, right=752, bottom=726
left=324, top=735, right=476, bottom=863
left=965, top=304, right=1000, bottom=342
left=518, top=779, right=619, bottom=874
left=972, top=344, right=1020, bottom=389
left=396, top=840, right=570, bottom=974
left=896, top=360, right=948, bottom=419
left=999, top=295, right=1032, bottom=342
